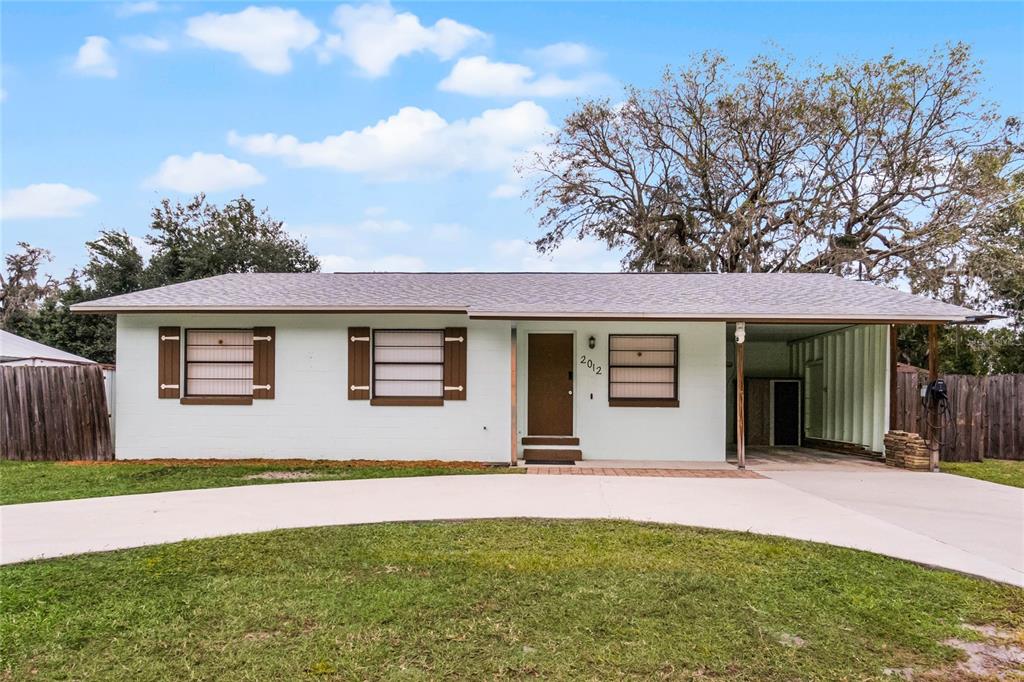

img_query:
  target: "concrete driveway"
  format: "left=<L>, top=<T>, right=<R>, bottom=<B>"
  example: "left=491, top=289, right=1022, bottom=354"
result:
left=2, top=468, right=1022, bottom=586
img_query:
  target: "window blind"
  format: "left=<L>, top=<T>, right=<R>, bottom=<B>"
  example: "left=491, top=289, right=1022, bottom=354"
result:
left=373, top=330, right=445, bottom=398
left=608, top=334, right=678, bottom=403
left=185, top=329, right=254, bottom=396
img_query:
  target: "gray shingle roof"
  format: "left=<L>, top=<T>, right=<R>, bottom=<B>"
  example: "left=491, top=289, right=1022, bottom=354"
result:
left=69, top=272, right=990, bottom=323
left=1, top=330, right=96, bottom=364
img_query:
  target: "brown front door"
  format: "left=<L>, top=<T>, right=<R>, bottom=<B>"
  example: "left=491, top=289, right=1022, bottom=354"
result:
left=527, top=333, right=574, bottom=436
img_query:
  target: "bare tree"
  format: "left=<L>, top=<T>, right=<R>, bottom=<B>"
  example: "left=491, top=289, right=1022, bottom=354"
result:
left=525, top=43, right=1022, bottom=281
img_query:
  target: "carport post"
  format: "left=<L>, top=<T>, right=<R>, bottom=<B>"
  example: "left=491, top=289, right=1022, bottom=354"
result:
left=928, top=324, right=940, bottom=472
left=889, top=325, right=899, bottom=431
left=735, top=323, right=746, bottom=470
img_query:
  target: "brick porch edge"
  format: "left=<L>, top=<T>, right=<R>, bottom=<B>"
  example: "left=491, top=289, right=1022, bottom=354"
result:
left=526, top=467, right=764, bottom=478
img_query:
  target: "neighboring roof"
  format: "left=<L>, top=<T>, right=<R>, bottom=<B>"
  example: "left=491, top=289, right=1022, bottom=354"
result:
left=0, top=330, right=96, bottom=364
left=69, top=272, right=991, bottom=323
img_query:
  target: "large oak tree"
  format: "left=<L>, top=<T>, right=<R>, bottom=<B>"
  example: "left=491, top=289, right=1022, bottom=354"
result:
left=525, top=44, right=1021, bottom=286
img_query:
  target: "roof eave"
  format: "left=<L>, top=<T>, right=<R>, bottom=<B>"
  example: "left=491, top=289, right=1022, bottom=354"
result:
left=469, top=311, right=993, bottom=324
left=70, top=304, right=994, bottom=324
left=70, top=304, right=470, bottom=314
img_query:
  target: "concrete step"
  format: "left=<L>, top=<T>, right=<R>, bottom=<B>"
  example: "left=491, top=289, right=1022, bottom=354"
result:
left=522, top=436, right=580, bottom=446
left=523, top=448, right=582, bottom=463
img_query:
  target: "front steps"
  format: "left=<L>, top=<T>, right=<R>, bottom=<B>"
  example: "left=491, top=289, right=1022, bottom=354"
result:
left=522, top=436, right=582, bottom=464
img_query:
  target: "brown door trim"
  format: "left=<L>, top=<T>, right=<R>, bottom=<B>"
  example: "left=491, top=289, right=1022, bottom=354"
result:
left=527, top=333, right=574, bottom=436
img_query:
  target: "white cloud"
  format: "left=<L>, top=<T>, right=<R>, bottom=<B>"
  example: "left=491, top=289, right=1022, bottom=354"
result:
left=146, top=152, right=266, bottom=193
left=73, top=36, right=117, bottom=78
left=0, top=183, right=99, bottom=220
left=116, top=1, right=160, bottom=17
left=490, top=182, right=522, bottom=199
left=320, top=253, right=426, bottom=272
left=526, top=42, right=598, bottom=67
left=322, top=1, right=486, bottom=77
left=186, top=6, right=320, bottom=74
left=284, top=222, right=355, bottom=241
left=430, top=223, right=466, bottom=241
left=490, top=238, right=620, bottom=272
left=357, top=218, right=411, bottom=233
left=121, top=35, right=170, bottom=52
left=228, top=100, right=551, bottom=181
left=438, top=56, right=607, bottom=97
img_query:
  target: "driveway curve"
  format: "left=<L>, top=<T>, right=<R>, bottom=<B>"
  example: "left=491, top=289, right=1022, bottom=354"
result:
left=2, top=473, right=1022, bottom=586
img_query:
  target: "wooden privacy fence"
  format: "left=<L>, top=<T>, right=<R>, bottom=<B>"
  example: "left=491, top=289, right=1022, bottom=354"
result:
left=1, top=365, right=113, bottom=461
left=895, top=372, right=1023, bottom=461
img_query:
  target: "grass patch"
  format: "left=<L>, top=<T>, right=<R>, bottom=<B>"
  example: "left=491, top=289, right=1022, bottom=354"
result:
left=1, top=520, right=1021, bottom=680
left=0, top=459, right=519, bottom=505
left=940, top=459, right=1024, bottom=489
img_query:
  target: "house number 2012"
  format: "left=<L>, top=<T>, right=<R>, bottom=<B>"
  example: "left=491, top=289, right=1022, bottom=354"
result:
left=579, top=355, right=603, bottom=375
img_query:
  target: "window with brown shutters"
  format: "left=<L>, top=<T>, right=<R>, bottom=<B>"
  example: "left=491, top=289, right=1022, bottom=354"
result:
left=184, top=329, right=254, bottom=397
left=158, top=326, right=181, bottom=398
left=371, top=330, right=444, bottom=406
left=443, top=327, right=467, bottom=401
left=348, top=327, right=371, bottom=400
left=350, top=327, right=467, bottom=406
left=608, top=334, right=679, bottom=407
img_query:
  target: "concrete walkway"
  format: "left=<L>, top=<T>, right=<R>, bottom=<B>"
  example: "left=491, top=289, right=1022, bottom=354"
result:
left=2, top=472, right=1022, bottom=585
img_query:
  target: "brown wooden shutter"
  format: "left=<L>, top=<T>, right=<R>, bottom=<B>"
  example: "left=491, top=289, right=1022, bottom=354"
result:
left=253, top=327, right=275, bottom=399
left=348, top=327, right=370, bottom=400
left=158, top=326, right=181, bottom=399
left=444, top=327, right=467, bottom=401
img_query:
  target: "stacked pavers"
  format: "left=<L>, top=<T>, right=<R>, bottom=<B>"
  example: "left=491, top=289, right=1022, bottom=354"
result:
left=883, top=430, right=932, bottom=471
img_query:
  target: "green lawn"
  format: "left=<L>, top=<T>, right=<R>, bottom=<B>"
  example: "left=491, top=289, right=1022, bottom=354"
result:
left=1, top=520, right=1021, bottom=681
left=0, top=459, right=519, bottom=505
left=940, top=459, right=1024, bottom=489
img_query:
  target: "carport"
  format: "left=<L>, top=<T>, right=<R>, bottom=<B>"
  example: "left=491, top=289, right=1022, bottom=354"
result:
left=727, top=317, right=990, bottom=472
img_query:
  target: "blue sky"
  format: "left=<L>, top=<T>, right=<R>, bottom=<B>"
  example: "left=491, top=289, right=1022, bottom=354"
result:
left=2, top=1, right=1022, bottom=278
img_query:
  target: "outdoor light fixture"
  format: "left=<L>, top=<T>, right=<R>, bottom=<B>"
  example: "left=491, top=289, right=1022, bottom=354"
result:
left=588, top=335, right=596, bottom=349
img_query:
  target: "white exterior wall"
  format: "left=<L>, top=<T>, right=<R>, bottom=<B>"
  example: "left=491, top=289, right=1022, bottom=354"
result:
left=789, top=324, right=888, bottom=452
left=116, top=314, right=513, bottom=461
left=116, top=315, right=727, bottom=462
left=514, top=321, right=726, bottom=461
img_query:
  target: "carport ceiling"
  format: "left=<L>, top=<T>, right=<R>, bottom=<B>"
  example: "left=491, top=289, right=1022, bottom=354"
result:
left=726, top=323, right=854, bottom=343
